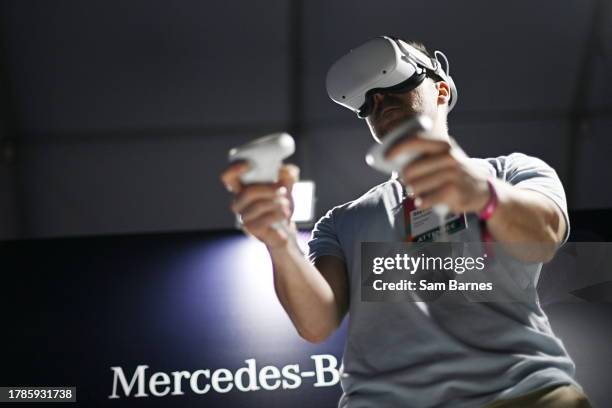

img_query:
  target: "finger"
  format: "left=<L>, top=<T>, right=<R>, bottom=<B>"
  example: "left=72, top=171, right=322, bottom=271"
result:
left=277, top=164, right=300, bottom=192
left=231, top=185, right=285, bottom=214
left=403, top=152, right=457, bottom=182
left=417, top=182, right=458, bottom=210
left=409, top=167, right=460, bottom=197
left=385, top=137, right=451, bottom=161
left=220, top=161, right=250, bottom=193
left=241, top=197, right=291, bottom=224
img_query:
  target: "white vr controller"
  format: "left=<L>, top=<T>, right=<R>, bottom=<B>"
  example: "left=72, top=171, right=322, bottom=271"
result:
left=365, top=115, right=450, bottom=230
left=228, top=132, right=296, bottom=233
left=228, top=132, right=295, bottom=184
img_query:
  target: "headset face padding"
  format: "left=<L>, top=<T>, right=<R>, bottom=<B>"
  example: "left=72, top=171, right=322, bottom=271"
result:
left=326, top=36, right=458, bottom=118
left=357, top=72, right=427, bottom=118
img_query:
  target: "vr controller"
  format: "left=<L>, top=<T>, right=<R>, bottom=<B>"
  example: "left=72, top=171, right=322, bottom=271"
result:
left=228, top=133, right=296, bottom=233
left=228, top=132, right=295, bottom=184
left=366, top=115, right=435, bottom=175
left=365, top=115, right=450, bottom=240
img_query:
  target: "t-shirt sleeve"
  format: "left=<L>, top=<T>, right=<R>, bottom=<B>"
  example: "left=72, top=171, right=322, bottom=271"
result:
left=496, top=152, right=570, bottom=244
left=307, top=206, right=346, bottom=264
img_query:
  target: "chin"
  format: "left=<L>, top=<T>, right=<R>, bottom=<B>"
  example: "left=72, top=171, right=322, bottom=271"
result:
left=376, top=115, right=410, bottom=140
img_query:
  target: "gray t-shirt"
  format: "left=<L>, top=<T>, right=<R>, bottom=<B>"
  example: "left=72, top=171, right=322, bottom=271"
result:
left=307, top=153, right=581, bottom=408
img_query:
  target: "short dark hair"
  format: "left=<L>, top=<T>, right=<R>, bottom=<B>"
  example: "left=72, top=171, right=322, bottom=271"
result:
left=399, top=38, right=444, bottom=82
left=405, top=40, right=432, bottom=58
left=387, top=35, right=432, bottom=58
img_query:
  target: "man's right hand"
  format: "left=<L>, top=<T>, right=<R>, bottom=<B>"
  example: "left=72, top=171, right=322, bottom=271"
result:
left=220, top=162, right=300, bottom=249
left=221, top=161, right=348, bottom=344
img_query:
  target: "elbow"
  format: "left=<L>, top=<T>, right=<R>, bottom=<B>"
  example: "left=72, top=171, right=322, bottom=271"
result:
left=296, top=325, right=335, bottom=344
left=538, top=244, right=558, bottom=263
left=543, top=202, right=568, bottom=260
left=538, top=210, right=566, bottom=263
left=509, top=228, right=559, bottom=264
left=533, top=228, right=561, bottom=263
left=301, top=333, right=329, bottom=344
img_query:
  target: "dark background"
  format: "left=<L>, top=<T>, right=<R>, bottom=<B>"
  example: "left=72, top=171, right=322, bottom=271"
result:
left=0, top=0, right=610, bottom=239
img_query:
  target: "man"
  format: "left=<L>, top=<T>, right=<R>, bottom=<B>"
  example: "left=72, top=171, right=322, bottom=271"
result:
left=221, top=38, right=591, bottom=407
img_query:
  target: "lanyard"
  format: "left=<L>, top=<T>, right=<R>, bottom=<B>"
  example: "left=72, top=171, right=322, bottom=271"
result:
left=402, top=196, right=417, bottom=242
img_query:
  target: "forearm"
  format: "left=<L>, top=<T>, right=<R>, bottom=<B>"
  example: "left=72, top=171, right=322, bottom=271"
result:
left=485, top=178, right=566, bottom=262
left=267, top=239, right=342, bottom=343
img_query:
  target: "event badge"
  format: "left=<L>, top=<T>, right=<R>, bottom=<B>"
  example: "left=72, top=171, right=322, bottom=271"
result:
left=403, top=197, right=467, bottom=242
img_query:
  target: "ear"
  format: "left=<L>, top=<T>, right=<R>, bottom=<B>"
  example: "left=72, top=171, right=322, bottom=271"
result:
left=436, top=81, right=451, bottom=106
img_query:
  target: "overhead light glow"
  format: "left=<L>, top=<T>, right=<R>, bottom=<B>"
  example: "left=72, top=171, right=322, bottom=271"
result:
left=291, top=180, right=316, bottom=227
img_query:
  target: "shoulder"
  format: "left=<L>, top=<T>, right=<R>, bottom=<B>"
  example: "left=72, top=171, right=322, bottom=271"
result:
left=470, top=152, right=559, bottom=183
left=308, top=179, right=395, bottom=255
left=314, top=178, right=397, bottom=224
left=336, top=178, right=398, bottom=213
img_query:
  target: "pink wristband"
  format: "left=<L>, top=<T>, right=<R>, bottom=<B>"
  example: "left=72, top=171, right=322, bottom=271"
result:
left=478, top=178, right=498, bottom=221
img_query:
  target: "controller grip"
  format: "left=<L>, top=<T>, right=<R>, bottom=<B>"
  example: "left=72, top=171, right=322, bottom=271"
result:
left=433, top=204, right=449, bottom=216
left=229, top=132, right=296, bottom=235
left=240, top=160, right=285, bottom=184
left=228, top=132, right=295, bottom=184
left=365, top=115, right=434, bottom=174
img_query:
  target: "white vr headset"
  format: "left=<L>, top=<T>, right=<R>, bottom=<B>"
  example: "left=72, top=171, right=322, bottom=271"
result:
left=326, top=36, right=458, bottom=118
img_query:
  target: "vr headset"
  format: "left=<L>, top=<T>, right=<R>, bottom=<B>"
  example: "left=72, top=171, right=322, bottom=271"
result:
left=326, top=36, right=458, bottom=118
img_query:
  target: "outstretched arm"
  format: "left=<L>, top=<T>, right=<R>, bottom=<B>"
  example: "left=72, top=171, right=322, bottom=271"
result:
left=221, top=163, right=349, bottom=343
left=389, top=138, right=567, bottom=262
